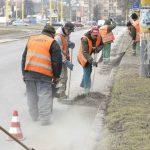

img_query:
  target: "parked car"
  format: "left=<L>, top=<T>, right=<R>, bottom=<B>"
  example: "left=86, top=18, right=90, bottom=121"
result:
left=97, top=20, right=105, bottom=27
left=86, top=21, right=97, bottom=26
left=46, top=21, right=63, bottom=27
left=72, top=22, right=84, bottom=27
left=12, top=20, right=29, bottom=26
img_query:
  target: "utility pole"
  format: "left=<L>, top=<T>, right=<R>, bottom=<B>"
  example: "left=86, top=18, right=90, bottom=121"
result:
left=41, top=0, right=44, bottom=19
left=68, top=0, right=72, bottom=21
left=5, top=0, right=9, bottom=24
left=49, top=0, right=52, bottom=25
left=61, top=0, right=63, bottom=21
left=22, top=0, right=24, bottom=20
left=57, top=0, right=59, bottom=21
left=16, top=0, right=17, bottom=20
left=140, top=0, right=150, bottom=77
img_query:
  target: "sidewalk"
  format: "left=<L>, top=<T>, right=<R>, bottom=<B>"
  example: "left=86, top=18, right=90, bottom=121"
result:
left=97, top=32, right=150, bottom=150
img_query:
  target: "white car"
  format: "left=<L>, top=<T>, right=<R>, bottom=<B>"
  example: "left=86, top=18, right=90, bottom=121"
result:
left=12, top=20, right=29, bottom=26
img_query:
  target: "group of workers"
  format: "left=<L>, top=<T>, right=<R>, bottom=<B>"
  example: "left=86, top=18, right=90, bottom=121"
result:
left=22, top=18, right=116, bottom=125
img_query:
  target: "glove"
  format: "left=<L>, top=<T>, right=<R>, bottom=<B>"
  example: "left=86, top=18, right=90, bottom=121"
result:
left=109, top=18, right=113, bottom=22
left=52, top=78, right=60, bottom=85
left=92, top=61, right=98, bottom=67
left=68, top=41, right=75, bottom=49
left=93, top=46, right=103, bottom=53
left=22, top=76, right=25, bottom=82
left=64, top=59, right=74, bottom=70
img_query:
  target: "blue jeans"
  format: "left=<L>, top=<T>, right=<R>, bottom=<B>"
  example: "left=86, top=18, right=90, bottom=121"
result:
left=80, top=63, right=92, bottom=90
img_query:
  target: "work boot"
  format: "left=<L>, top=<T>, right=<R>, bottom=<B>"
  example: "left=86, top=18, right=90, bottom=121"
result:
left=132, top=52, right=136, bottom=56
left=84, top=88, right=90, bottom=94
left=80, top=82, right=84, bottom=88
left=57, top=92, right=67, bottom=101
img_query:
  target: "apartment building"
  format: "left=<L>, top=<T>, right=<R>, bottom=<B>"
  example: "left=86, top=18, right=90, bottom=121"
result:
left=99, top=0, right=126, bottom=22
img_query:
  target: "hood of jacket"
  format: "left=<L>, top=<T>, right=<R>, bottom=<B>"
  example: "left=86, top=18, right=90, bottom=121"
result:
left=56, top=27, right=66, bottom=36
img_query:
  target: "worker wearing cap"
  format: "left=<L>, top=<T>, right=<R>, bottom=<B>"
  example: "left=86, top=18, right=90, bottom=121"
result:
left=22, top=24, right=62, bottom=125
left=130, top=13, right=140, bottom=56
left=99, top=18, right=116, bottom=64
left=126, top=20, right=137, bottom=56
left=55, top=22, right=75, bottom=99
left=78, top=26, right=103, bottom=92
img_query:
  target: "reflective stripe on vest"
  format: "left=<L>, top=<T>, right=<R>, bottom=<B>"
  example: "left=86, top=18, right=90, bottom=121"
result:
left=55, top=33, right=70, bottom=60
left=132, top=20, right=140, bottom=42
left=25, top=34, right=54, bottom=77
left=99, top=25, right=115, bottom=43
left=77, top=35, right=101, bottom=67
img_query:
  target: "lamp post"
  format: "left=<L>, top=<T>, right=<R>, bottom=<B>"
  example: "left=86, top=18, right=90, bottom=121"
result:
left=5, top=0, right=9, bottom=24
left=16, top=0, right=17, bottom=20
left=61, top=0, right=63, bottom=21
left=22, top=0, right=24, bottom=20
left=49, top=0, right=52, bottom=25
left=57, top=0, right=59, bottom=21
left=41, top=0, right=44, bottom=19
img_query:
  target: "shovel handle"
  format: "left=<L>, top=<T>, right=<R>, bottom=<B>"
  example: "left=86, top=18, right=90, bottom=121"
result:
left=0, top=126, right=35, bottom=150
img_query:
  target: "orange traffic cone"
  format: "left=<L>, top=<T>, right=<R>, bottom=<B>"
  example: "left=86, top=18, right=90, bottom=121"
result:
left=7, top=110, right=24, bottom=141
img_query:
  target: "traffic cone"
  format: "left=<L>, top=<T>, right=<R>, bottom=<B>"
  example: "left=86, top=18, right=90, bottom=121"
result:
left=7, top=110, right=24, bottom=141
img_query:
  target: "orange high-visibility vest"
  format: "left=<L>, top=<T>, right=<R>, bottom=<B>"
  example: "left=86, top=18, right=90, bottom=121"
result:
left=55, top=33, right=70, bottom=60
left=132, top=20, right=140, bottom=42
left=25, top=34, right=54, bottom=77
left=99, top=25, right=115, bottom=43
left=78, top=35, right=101, bottom=67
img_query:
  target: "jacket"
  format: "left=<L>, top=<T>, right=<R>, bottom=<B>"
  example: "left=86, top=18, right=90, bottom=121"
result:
left=77, top=31, right=102, bottom=67
left=22, top=32, right=62, bottom=82
left=99, top=25, right=115, bottom=43
left=132, top=19, right=140, bottom=42
left=55, top=27, right=70, bottom=61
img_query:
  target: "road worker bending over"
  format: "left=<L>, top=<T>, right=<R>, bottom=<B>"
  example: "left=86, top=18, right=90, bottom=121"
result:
left=55, top=22, right=75, bottom=100
left=130, top=13, right=140, bottom=56
left=126, top=20, right=138, bottom=56
left=99, top=18, right=116, bottom=64
left=22, top=25, right=62, bottom=126
left=78, top=26, right=103, bottom=93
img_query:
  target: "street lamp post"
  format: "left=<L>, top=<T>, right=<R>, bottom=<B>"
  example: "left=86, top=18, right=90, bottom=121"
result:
left=61, top=0, right=63, bottom=21
left=5, top=0, right=9, bottom=24
left=41, top=0, right=44, bottom=19
left=16, top=0, right=17, bottom=20
left=22, top=0, right=24, bottom=20
left=49, top=0, right=52, bottom=25
left=57, top=0, right=59, bottom=21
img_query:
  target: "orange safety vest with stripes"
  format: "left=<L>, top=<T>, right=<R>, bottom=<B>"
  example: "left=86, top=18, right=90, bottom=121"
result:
left=55, top=33, right=70, bottom=60
left=99, top=25, right=115, bottom=43
left=25, top=34, right=54, bottom=77
left=132, top=19, right=140, bottom=42
left=78, top=35, right=101, bottom=67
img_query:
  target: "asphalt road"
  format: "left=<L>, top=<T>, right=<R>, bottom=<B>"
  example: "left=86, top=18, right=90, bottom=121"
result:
left=0, top=27, right=126, bottom=150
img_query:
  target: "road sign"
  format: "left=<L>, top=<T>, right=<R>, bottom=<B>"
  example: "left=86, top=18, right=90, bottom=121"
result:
left=132, top=0, right=140, bottom=9
left=141, top=0, right=150, bottom=6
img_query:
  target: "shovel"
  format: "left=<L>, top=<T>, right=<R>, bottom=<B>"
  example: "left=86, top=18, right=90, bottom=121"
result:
left=0, top=125, right=35, bottom=150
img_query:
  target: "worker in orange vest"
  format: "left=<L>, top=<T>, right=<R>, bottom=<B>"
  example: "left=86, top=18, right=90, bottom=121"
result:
left=99, top=18, right=116, bottom=64
left=78, top=26, right=103, bottom=92
left=130, top=13, right=140, bottom=56
left=55, top=22, right=75, bottom=99
left=22, top=24, right=62, bottom=126
left=126, top=20, right=137, bottom=56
